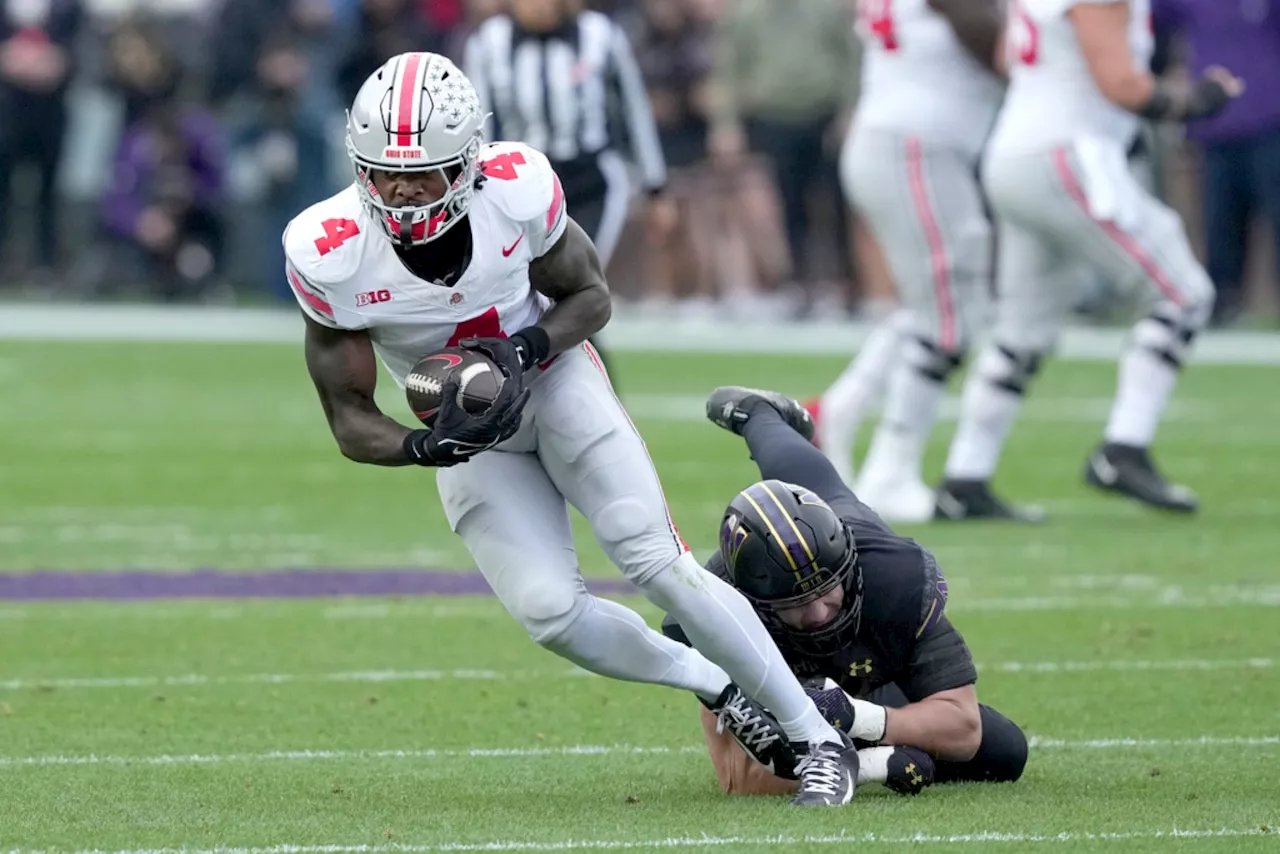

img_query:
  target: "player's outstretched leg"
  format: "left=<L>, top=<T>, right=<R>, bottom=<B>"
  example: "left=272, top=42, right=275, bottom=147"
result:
left=706, top=386, right=858, bottom=509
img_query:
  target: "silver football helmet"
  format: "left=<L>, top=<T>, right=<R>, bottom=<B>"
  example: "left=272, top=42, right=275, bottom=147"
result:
left=345, top=52, right=485, bottom=246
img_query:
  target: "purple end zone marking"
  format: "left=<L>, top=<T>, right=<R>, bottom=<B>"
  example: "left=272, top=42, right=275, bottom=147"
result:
left=0, top=570, right=640, bottom=601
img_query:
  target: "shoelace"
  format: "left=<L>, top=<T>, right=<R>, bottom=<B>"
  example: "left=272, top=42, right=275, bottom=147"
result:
left=794, top=744, right=846, bottom=797
left=715, top=692, right=782, bottom=754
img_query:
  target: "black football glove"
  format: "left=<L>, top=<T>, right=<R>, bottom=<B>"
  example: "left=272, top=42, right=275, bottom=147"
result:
left=1139, top=76, right=1233, bottom=122
left=805, top=683, right=888, bottom=747
left=404, top=374, right=530, bottom=467
left=460, top=327, right=551, bottom=375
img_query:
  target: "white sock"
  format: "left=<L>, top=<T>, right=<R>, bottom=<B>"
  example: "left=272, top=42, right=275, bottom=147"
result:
left=861, top=359, right=947, bottom=483
left=1104, top=322, right=1181, bottom=447
left=540, top=595, right=731, bottom=702
left=856, top=746, right=895, bottom=784
left=640, top=552, right=841, bottom=744
left=943, top=347, right=1026, bottom=481
left=818, top=310, right=911, bottom=482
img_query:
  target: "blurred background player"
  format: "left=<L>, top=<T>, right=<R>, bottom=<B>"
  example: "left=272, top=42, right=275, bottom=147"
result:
left=810, top=0, right=1006, bottom=523
left=665, top=386, right=1028, bottom=795
left=935, top=0, right=1242, bottom=521
left=464, top=0, right=671, bottom=382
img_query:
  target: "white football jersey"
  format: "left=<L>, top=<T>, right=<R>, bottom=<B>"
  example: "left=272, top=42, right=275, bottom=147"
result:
left=853, top=0, right=1005, bottom=156
left=283, top=141, right=568, bottom=388
left=989, top=0, right=1153, bottom=155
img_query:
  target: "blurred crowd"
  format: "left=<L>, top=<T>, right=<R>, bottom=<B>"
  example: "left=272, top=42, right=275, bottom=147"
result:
left=0, top=0, right=1277, bottom=325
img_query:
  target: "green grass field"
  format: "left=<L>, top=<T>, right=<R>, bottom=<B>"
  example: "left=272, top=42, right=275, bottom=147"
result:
left=1, top=336, right=1277, bottom=852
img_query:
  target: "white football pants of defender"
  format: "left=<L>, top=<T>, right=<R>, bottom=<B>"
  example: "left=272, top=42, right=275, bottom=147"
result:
left=824, top=127, right=992, bottom=513
left=436, top=343, right=841, bottom=744
left=943, top=143, right=1214, bottom=482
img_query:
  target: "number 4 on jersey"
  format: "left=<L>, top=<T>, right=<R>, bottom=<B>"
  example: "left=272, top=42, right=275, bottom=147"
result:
left=481, top=151, right=527, bottom=181
left=314, top=218, right=359, bottom=256
left=859, top=0, right=898, bottom=52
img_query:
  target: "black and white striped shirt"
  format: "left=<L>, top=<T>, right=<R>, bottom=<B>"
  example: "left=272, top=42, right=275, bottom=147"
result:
left=463, top=10, right=667, bottom=194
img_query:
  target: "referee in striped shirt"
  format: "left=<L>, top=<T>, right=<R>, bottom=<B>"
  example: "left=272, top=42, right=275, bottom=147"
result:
left=465, top=0, right=674, bottom=380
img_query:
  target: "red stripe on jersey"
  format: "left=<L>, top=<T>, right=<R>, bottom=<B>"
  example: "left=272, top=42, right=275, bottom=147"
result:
left=396, top=53, right=424, bottom=147
left=582, top=341, right=688, bottom=554
left=288, top=269, right=334, bottom=318
left=546, top=173, right=565, bottom=234
left=905, top=138, right=957, bottom=350
left=1051, top=147, right=1184, bottom=307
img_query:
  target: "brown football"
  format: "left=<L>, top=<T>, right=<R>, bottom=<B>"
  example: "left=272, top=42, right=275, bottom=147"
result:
left=404, top=347, right=505, bottom=427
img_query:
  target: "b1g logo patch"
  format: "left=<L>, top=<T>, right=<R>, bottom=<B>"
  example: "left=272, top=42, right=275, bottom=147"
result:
left=356, top=289, right=393, bottom=307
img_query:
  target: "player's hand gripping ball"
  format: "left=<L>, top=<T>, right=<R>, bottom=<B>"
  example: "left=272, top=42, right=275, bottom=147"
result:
left=405, top=347, right=505, bottom=427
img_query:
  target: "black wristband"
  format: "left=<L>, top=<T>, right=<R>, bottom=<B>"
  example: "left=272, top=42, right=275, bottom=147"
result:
left=510, top=325, right=551, bottom=371
left=403, top=429, right=437, bottom=466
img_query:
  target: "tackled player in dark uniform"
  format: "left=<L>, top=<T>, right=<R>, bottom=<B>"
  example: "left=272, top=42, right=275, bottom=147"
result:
left=662, top=387, right=1029, bottom=797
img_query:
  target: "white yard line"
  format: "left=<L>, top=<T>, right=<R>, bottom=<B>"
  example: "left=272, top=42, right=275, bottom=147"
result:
left=978, top=658, right=1275, bottom=674
left=0, top=658, right=1272, bottom=693
left=4, top=828, right=1278, bottom=854
left=1028, top=736, right=1280, bottom=749
left=1, top=588, right=1277, bottom=624
left=622, top=394, right=1230, bottom=425
left=4, top=304, right=1280, bottom=365
left=0, top=668, right=545, bottom=691
left=2, top=735, right=1278, bottom=769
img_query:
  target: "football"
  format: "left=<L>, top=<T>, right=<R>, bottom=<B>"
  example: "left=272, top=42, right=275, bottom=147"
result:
left=404, top=347, right=505, bottom=427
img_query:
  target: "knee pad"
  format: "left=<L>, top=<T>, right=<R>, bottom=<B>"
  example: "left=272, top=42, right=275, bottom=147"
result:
left=519, top=584, right=588, bottom=647
left=977, top=343, right=1044, bottom=397
left=594, top=496, right=685, bottom=587
left=905, top=335, right=966, bottom=384
left=975, top=705, right=1029, bottom=783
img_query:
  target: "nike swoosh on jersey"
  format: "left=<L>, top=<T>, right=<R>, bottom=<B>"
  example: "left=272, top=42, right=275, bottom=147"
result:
left=502, top=233, right=525, bottom=257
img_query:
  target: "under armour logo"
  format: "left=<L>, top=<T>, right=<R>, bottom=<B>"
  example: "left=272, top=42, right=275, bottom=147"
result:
left=849, top=659, right=873, bottom=677
left=906, top=762, right=924, bottom=787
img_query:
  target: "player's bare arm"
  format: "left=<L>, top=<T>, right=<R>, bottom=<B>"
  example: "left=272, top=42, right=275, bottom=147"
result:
left=303, top=313, right=415, bottom=467
left=882, top=684, right=982, bottom=761
left=928, top=0, right=1004, bottom=74
left=527, top=218, right=612, bottom=354
left=1070, top=1, right=1240, bottom=119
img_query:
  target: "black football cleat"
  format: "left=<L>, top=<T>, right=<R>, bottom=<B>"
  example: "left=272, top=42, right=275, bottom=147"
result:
left=705, top=684, right=798, bottom=779
left=1083, top=443, right=1198, bottom=513
left=706, top=386, right=815, bottom=442
left=791, top=734, right=860, bottom=806
left=883, top=745, right=936, bottom=796
left=934, top=479, right=1046, bottom=523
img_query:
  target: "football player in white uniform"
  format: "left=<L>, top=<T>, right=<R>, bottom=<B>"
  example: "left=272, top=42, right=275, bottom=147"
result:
left=933, top=0, right=1242, bottom=520
left=284, top=53, right=860, bottom=805
left=813, top=0, right=1006, bottom=523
